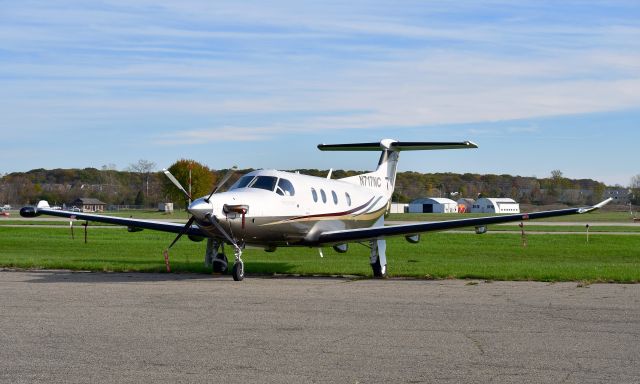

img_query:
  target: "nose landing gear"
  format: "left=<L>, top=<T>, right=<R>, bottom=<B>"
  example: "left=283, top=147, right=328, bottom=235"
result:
left=208, top=214, right=246, bottom=282
left=231, top=246, right=244, bottom=281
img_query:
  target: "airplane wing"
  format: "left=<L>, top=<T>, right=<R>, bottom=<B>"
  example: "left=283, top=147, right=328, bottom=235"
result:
left=20, top=204, right=207, bottom=237
left=312, top=198, right=613, bottom=245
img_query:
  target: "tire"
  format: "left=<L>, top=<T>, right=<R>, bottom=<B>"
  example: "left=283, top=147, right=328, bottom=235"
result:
left=212, top=253, right=228, bottom=274
left=232, top=262, right=244, bottom=281
left=371, top=258, right=387, bottom=278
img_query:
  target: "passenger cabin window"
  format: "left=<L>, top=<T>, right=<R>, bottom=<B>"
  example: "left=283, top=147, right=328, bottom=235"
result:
left=276, top=178, right=295, bottom=196
left=249, top=176, right=278, bottom=191
left=311, top=188, right=318, bottom=202
left=345, top=192, right=351, bottom=206
left=320, top=189, right=327, bottom=203
left=331, top=190, right=338, bottom=204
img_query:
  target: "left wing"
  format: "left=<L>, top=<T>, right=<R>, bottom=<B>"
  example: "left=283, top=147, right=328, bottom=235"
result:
left=20, top=202, right=206, bottom=237
left=311, top=198, right=613, bottom=245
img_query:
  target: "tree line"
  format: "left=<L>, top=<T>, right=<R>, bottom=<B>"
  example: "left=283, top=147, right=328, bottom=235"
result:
left=0, top=160, right=635, bottom=207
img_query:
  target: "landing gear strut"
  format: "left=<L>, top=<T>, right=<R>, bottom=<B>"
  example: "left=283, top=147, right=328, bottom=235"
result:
left=231, top=246, right=244, bottom=281
left=205, top=239, right=228, bottom=273
left=369, top=239, right=387, bottom=278
left=208, top=214, right=245, bottom=281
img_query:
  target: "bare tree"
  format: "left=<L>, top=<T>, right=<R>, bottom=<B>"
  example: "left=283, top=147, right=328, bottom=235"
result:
left=127, top=159, right=156, bottom=202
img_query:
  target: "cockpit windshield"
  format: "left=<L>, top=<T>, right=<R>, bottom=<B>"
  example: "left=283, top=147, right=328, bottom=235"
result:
left=229, top=175, right=294, bottom=195
left=249, top=176, right=278, bottom=191
left=229, top=175, right=254, bottom=190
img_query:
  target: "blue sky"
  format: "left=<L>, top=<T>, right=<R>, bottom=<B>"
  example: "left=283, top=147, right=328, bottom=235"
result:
left=1, top=1, right=639, bottom=186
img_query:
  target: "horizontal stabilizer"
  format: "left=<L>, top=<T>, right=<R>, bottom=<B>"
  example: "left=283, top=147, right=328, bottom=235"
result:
left=318, top=140, right=477, bottom=151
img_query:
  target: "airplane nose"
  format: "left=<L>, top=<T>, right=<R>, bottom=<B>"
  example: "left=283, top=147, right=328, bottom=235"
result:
left=188, top=199, right=213, bottom=220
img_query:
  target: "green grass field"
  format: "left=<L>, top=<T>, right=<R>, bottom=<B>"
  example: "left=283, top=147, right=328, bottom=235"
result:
left=2, top=226, right=639, bottom=282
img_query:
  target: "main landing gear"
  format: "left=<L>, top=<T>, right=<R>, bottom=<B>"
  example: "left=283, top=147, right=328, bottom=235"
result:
left=204, top=223, right=245, bottom=281
left=369, top=238, right=387, bottom=278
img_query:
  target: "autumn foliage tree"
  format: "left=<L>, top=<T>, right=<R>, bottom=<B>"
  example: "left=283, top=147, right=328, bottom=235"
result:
left=163, top=159, right=216, bottom=207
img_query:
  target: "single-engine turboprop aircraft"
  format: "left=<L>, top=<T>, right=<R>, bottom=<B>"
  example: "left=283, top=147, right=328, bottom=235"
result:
left=20, top=139, right=612, bottom=281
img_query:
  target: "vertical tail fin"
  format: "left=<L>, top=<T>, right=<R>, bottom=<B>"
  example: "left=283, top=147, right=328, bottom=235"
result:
left=317, top=139, right=477, bottom=199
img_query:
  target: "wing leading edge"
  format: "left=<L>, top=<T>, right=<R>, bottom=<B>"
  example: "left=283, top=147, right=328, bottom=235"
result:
left=21, top=204, right=206, bottom=237
left=311, top=198, right=613, bottom=245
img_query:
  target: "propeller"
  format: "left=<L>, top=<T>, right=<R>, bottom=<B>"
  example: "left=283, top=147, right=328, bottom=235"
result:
left=162, top=165, right=246, bottom=279
left=163, top=166, right=238, bottom=252
left=168, top=216, right=196, bottom=250
left=163, top=169, right=191, bottom=201
left=205, top=166, right=238, bottom=202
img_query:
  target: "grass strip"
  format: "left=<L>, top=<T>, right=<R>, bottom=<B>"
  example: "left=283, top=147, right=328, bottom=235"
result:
left=2, top=227, right=638, bottom=282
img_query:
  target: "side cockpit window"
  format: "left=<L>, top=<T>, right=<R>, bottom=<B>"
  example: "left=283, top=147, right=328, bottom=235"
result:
left=276, top=178, right=295, bottom=196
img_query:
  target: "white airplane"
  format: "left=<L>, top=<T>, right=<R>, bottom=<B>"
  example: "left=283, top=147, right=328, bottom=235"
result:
left=20, top=139, right=612, bottom=281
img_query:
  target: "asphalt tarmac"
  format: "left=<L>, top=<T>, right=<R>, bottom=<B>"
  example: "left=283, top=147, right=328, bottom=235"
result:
left=1, top=271, right=638, bottom=383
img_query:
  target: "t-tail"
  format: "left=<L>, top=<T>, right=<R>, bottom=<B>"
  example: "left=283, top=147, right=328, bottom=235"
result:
left=317, top=139, right=478, bottom=200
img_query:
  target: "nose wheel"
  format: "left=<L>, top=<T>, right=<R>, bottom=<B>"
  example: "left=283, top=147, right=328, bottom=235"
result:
left=208, top=214, right=246, bottom=281
left=232, top=261, right=244, bottom=281
left=231, top=246, right=244, bottom=281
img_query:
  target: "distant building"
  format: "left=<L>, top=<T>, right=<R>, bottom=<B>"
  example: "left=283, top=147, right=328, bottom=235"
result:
left=604, top=188, right=632, bottom=205
left=158, top=202, right=174, bottom=213
left=70, top=198, right=106, bottom=212
left=389, top=203, right=408, bottom=214
left=471, top=198, right=520, bottom=214
left=456, top=198, right=475, bottom=213
left=408, top=198, right=459, bottom=213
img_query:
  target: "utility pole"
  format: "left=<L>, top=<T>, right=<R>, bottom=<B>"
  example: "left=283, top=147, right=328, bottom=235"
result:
left=188, top=161, right=193, bottom=205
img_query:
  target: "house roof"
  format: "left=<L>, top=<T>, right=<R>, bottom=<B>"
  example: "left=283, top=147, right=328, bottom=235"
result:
left=72, top=197, right=106, bottom=205
left=477, top=197, right=518, bottom=204
left=410, top=197, right=458, bottom=205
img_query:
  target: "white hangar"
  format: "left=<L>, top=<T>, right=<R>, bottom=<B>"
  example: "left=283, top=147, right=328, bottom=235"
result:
left=471, top=198, right=520, bottom=214
left=408, top=198, right=459, bottom=213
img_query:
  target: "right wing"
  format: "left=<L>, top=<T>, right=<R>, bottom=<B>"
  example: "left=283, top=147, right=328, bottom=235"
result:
left=310, top=198, right=613, bottom=245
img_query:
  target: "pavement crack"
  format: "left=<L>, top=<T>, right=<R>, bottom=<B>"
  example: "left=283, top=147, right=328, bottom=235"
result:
left=462, top=332, right=485, bottom=355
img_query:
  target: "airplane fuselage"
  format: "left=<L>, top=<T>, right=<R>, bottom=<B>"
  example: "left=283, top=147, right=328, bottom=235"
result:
left=189, top=169, right=391, bottom=247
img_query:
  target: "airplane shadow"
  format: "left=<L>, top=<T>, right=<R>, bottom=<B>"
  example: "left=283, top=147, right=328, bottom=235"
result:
left=15, top=261, right=297, bottom=284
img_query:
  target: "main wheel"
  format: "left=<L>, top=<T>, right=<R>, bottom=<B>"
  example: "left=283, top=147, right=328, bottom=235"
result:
left=212, top=253, right=228, bottom=274
left=232, top=262, right=244, bottom=281
left=371, top=258, right=387, bottom=278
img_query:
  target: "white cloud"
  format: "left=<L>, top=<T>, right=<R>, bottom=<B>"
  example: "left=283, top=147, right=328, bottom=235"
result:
left=2, top=1, right=640, bottom=144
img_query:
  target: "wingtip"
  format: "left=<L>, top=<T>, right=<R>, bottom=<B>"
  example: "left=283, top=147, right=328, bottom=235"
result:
left=578, top=197, right=614, bottom=214
left=594, top=197, right=614, bottom=209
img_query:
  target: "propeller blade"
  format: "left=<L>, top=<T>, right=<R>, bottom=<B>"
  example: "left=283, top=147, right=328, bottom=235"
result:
left=205, top=166, right=238, bottom=202
left=168, top=216, right=196, bottom=249
left=163, top=169, right=191, bottom=201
